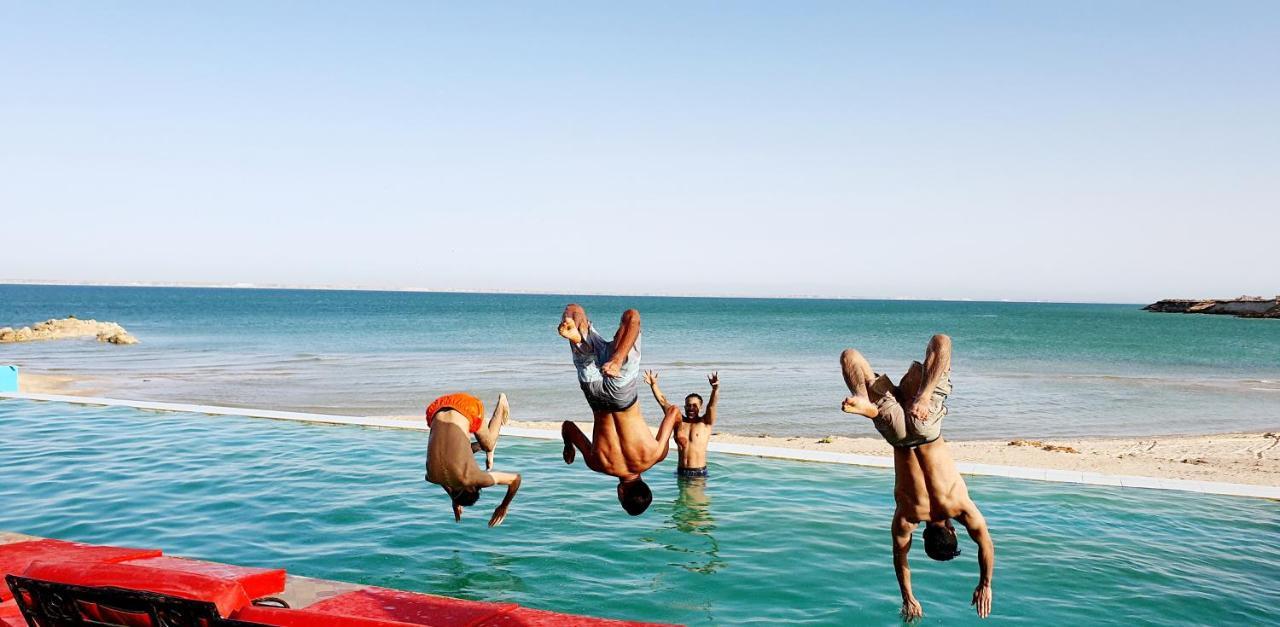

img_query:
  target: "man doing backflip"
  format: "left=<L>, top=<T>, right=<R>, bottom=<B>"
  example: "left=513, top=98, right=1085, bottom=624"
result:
left=839, top=335, right=995, bottom=620
left=558, top=304, right=681, bottom=516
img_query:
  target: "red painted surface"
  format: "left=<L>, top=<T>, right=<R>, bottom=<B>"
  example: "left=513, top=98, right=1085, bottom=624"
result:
left=233, top=605, right=427, bottom=627
left=305, top=587, right=516, bottom=626
left=0, top=538, right=161, bottom=600
left=127, top=555, right=286, bottom=599
left=22, top=559, right=252, bottom=617
left=0, top=537, right=681, bottom=626
left=0, top=600, right=25, bottom=627
left=475, top=607, right=672, bottom=627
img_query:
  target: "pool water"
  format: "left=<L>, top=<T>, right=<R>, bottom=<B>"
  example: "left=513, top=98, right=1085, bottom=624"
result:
left=0, top=399, right=1276, bottom=625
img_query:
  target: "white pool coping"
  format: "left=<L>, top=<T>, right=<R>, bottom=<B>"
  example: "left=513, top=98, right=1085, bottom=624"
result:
left=3, top=392, right=1277, bottom=500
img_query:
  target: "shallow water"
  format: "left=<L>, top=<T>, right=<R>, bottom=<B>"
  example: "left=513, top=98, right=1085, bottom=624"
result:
left=2, top=285, right=1279, bottom=439
left=0, top=399, right=1276, bottom=625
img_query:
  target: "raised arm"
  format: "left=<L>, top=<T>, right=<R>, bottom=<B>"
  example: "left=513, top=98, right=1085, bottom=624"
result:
left=644, top=370, right=672, bottom=411
left=705, top=371, right=720, bottom=426
left=892, top=513, right=924, bottom=620
left=486, top=471, right=522, bottom=528
left=960, top=508, right=995, bottom=619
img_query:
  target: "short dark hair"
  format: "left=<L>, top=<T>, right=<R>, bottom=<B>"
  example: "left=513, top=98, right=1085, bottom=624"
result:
left=451, top=488, right=480, bottom=507
left=685, top=393, right=703, bottom=404
left=618, top=479, right=653, bottom=516
left=923, top=524, right=961, bottom=561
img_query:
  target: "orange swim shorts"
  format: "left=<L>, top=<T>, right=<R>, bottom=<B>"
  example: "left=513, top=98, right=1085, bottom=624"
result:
left=426, top=393, right=485, bottom=433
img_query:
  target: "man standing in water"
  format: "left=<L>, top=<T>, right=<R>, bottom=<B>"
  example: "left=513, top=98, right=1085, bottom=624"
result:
left=839, top=335, right=995, bottom=619
left=424, top=392, right=522, bottom=527
left=642, top=370, right=719, bottom=478
left=558, top=304, right=681, bottom=516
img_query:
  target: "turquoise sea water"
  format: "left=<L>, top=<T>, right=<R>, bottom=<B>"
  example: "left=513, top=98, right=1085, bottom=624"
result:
left=2, top=284, right=1279, bottom=438
left=0, top=400, right=1276, bottom=625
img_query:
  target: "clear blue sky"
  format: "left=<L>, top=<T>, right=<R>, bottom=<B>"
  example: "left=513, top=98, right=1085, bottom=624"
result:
left=2, top=2, right=1276, bottom=302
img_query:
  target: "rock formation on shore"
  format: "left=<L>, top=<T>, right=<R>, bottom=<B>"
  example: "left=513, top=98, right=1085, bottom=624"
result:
left=1144, top=296, right=1280, bottom=319
left=0, top=317, right=139, bottom=344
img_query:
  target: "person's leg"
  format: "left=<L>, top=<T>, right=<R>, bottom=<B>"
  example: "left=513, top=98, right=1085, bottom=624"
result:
left=561, top=419, right=600, bottom=470
left=474, top=393, right=509, bottom=453
left=898, top=362, right=923, bottom=405
left=901, top=334, right=952, bottom=418
left=840, top=348, right=882, bottom=417
left=601, top=309, right=640, bottom=376
left=559, top=303, right=590, bottom=343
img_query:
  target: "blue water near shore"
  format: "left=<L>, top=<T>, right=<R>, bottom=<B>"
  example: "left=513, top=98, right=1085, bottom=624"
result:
left=1, top=400, right=1276, bottom=625
left=2, top=284, right=1279, bottom=438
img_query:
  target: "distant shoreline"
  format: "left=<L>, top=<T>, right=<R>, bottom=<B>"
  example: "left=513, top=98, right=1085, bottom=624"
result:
left=1144, top=297, right=1280, bottom=319
left=0, top=281, right=1144, bottom=306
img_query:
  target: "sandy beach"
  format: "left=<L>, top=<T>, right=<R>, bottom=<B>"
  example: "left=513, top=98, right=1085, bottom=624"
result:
left=12, top=371, right=1278, bottom=487
left=384, top=417, right=1280, bottom=487
left=17, top=371, right=106, bottom=397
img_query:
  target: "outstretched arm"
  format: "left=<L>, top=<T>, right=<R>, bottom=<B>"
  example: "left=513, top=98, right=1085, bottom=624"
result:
left=909, top=334, right=952, bottom=420
left=644, top=370, right=672, bottom=412
left=892, top=513, right=923, bottom=620
left=485, top=471, right=521, bottom=528
left=705, top=372, right=720, bottom=426
left=961, top=508, right=995, bottom=618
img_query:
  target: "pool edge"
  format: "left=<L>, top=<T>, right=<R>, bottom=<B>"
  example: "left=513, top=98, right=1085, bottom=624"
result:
left=4, top=392, right=1277, bottom=501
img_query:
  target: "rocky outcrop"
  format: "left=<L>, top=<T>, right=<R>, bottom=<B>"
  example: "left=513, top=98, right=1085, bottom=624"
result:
left=1144, top=296, right=1280, bottom=319
left=0, top=317, right=140, bottom=344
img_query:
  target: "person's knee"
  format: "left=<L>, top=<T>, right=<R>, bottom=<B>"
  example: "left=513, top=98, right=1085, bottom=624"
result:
left=840, top=348, right=865, bottom=367
left=930, top=334, right=951, bottom=351
left=620, top=308, right=640, bottom=325
left=665, top=404, right=682, bottom=420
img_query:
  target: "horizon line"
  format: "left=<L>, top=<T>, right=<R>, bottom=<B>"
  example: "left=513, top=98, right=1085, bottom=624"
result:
left=0, top=278, right=1154, bottom=306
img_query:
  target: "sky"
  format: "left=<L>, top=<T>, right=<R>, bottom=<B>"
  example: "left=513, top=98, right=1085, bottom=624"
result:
left=1, top=2, right=1276, bottom=302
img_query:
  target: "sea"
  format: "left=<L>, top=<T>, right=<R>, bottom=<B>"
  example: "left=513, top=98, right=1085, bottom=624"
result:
left=2, top=284, right=1278, bottom=439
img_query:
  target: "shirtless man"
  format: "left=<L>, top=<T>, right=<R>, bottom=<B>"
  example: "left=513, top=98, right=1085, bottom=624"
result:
left=558, top=304, right=681, bottom=516
left=643, top=370, right=719, bottom=478
left=839, top=335, right=995, bottom=619
left=424, top=392, right=522, bottom=527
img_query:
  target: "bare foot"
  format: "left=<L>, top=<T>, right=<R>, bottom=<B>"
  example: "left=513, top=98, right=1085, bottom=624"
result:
left=497, top=393, right=510, bottom=426
left=558, top=319, right=583, bottom=344
left=842, top=395, right=879, bottom=418
left=561, top=421, right=576, bottom=464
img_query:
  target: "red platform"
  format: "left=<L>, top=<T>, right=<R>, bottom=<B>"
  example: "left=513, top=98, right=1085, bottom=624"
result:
left=0, top=536, right=680, bottom=627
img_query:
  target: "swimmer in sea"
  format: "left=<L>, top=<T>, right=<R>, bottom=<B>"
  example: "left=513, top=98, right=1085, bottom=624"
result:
left=643, top=370, right=719, bottom=478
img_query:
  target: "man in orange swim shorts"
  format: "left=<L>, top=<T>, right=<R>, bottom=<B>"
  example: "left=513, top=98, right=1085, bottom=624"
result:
left=424, top=392, right=522, bottom=527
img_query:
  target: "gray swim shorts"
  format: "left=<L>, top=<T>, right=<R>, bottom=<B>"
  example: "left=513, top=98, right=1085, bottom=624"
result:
left=571, top=325, right=641, bottom=412
left=868, top=362, right=952, bottom=449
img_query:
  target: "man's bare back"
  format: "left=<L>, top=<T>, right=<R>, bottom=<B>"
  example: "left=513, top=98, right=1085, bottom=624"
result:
left=423, top=394, right=522, bottom=527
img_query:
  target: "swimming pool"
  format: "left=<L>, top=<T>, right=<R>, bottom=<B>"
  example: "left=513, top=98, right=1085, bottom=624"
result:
left=0, top=399, right=1275, bottom=625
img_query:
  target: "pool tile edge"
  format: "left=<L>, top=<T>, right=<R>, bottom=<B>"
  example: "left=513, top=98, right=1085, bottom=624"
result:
left=4, top=392, right=1277, bottom=501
